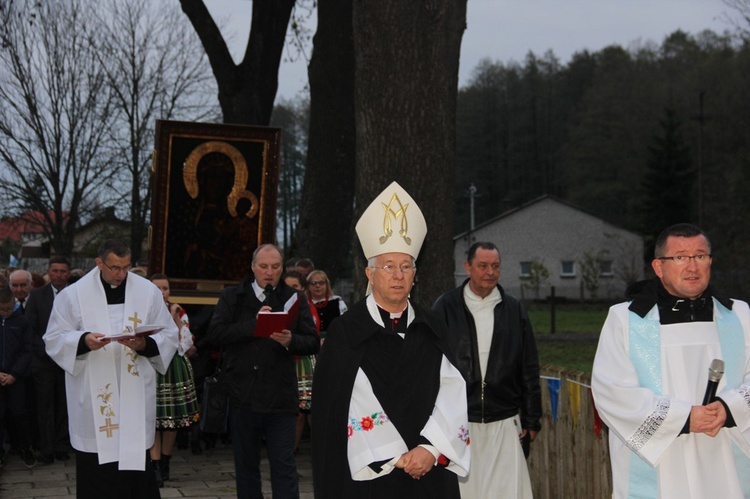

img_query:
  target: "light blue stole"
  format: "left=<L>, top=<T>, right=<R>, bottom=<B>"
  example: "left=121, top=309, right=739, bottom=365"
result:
left=627, top=299, right=746, bottom=498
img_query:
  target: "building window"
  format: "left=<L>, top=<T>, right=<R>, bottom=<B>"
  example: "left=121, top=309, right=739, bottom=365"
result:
left=600, top=260, right=614, bottom=277
left=561, top=260, right=576, bottom=278
left=519, top=261, right=532, bottom=278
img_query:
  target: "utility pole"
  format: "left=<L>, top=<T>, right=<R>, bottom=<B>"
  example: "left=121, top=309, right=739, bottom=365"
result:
left=467, top=182, right=479, bottom=231
left=698, top=91, right=705, bottom=227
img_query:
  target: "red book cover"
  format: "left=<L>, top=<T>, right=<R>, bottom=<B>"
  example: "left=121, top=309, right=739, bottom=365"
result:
left=254, top=294, right=301, bottom=338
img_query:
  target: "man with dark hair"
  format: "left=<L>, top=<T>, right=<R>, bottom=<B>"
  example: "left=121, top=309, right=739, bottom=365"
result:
left=432, top=241, right=541, bottom=498
left=593, top=223, right=750, bottom=497
left=209, top=243, right=319, bottom=499
left=44, top=239, right=178, bottom=498
left=294, top=258, right=315, bottom=279
left=285, top=257, right=300, bottom=273
left=26, top=256, right=72, bottom=464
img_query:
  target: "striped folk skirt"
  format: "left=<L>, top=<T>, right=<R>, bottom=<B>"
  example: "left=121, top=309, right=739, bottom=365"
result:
left=155, top=354, right=200, bottom=429
left=296, top=355, right=316, bottom=413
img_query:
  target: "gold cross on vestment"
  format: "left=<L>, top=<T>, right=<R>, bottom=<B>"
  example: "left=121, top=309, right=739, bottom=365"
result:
left=128, top=312, right=143, bottom=330
left=99, top=417, right=119, bottom=438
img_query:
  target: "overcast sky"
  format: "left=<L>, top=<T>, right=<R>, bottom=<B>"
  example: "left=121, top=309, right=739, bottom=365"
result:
left=205, top=0, right=736, bottom=101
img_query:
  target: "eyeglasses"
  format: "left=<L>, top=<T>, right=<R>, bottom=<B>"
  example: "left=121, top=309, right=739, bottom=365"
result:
left=309, top=280, right=326, bottom=287
left=657, top=254, right=712, bottom=266
left=102, top=261, right=132, bottom=274
left=371, top=264, right=417, bottom=275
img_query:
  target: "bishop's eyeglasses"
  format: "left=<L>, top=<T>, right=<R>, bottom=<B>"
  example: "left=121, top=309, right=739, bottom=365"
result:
left=371, top=264, right=417, bottom=274
left=657, top=254, right=712, bottom=266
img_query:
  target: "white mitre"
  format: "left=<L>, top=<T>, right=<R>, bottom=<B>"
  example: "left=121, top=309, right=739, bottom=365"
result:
left=356, top=180, right=427, bottom=281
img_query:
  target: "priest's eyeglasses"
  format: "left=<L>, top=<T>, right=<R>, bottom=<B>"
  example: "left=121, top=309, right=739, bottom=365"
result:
left=657, top=254, right=712, bottom=266
left=371, top=264, right=417, bottom=274
left=102, top=262, right=132, bottom=274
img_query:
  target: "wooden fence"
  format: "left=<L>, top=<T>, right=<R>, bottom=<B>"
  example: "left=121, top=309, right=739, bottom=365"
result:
left=527, top=366, right=612, bottom=498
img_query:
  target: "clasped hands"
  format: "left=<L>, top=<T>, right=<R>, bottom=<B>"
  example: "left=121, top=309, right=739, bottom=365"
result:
left=690, top=400, right=727, bottom=437
left=395, top=446, right=435, bottom=480
left=0, top=372, right=16, bottom=386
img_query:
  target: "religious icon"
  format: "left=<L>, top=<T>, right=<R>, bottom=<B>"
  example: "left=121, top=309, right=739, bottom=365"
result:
left=150, top=120, right=280, bottom=301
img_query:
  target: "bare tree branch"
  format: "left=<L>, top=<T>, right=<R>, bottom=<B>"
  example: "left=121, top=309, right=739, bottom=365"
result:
left=94, top=0, right=218, bottom=260
left=0, top=0, right=117, bottom=255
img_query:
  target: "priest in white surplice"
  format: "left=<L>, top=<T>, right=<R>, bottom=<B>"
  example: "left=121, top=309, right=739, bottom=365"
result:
left=44, top=240, right=178, bottom=499
left=592, top=224, right=750, bottom=499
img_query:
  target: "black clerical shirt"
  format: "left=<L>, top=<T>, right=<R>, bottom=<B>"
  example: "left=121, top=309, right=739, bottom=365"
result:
left=76, top=273, right=159, bottom=357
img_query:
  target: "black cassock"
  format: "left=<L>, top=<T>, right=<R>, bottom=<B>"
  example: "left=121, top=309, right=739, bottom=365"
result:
left=311, top=299, right=461, bottom=499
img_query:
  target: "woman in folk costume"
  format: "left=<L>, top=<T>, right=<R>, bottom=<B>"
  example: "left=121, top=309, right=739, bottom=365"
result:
left=44, top=239, right=178, bottom=499
left=285, top=271, right=320, bottom=453
left=312, top=181, right=470, bottom=498
left=148, top=274, right=200, bottom=487
left=306, top=269, right=348, bottom=335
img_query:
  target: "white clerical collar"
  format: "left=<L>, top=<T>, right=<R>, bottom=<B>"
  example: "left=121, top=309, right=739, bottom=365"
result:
left=464, top=284, right=501, bottom=304
left=365, top=294, right=414, bottom=328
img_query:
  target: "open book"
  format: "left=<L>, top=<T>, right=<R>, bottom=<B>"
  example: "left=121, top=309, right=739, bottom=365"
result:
left=254, top=293, right=301, bottom=338
left=102, top=325, right=164, bottom=341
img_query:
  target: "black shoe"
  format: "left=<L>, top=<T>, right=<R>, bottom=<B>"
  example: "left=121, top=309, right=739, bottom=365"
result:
left=151, top=460, right=163, bottom=488
left=54, top=451, right=70, bottom=461
left=21, top=449, right=37, bottom=469
left=37, top=453, right=54, bottom=465
left=191, top=440, right=202, bottom=455
left=160, top=454, right=171, bottom=481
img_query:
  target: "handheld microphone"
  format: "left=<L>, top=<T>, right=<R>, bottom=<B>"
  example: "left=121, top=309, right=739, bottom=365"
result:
left=702, top=359, right=725, bottom=405
left=263, top=284, right=275, bottom=307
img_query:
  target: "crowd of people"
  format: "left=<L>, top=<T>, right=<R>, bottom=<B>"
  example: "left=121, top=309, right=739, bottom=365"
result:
left=0, top=253, right=211, bottom=488
left=2, top=183, right=743, bottom=499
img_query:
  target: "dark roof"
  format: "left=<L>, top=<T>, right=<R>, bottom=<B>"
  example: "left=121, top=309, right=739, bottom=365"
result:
left=453, top=194, right=642, bottom=241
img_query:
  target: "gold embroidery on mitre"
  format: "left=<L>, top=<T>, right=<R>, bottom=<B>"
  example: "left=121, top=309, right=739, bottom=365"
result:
left=379, top=194, right=411, bottom=245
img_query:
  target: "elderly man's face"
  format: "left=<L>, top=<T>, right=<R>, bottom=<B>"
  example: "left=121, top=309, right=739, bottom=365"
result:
left=365, top=252, right=416, bottom=312
left=10, top=272, right=31, bottom=300
left=652, top=235, right=712, bottom=300
left=252, top=246, right=283, bottom=288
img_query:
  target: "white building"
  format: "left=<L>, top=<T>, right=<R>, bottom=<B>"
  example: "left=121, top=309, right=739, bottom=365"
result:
left=453, top=195, right=644, bottom=301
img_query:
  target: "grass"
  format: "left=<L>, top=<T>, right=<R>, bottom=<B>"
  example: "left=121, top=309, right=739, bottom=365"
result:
left=526, top=302, right=610, bottom=336
left=537, top=341, right=599, bottom=374
left=525, top=302, right=612, bottom=374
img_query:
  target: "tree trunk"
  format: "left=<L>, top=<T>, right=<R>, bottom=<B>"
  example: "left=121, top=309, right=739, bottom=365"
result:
left=294, top=0, right=356, bottom=284
left=180, top=0, right=295, bottom=125
left=351, top=0, right=467, bottom=306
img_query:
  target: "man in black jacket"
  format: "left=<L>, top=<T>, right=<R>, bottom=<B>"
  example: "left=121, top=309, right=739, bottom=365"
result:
left=208, top=243, right=318, bottom=499
left=26, top=255, right=71, bottom=464
left=432, top=241, right=541, bottom=499
left=0, top=286, right=36, bottom=468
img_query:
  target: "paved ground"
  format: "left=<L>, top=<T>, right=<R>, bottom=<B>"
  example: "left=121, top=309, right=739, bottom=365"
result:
left=0, top=439, right=313, bottom=499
